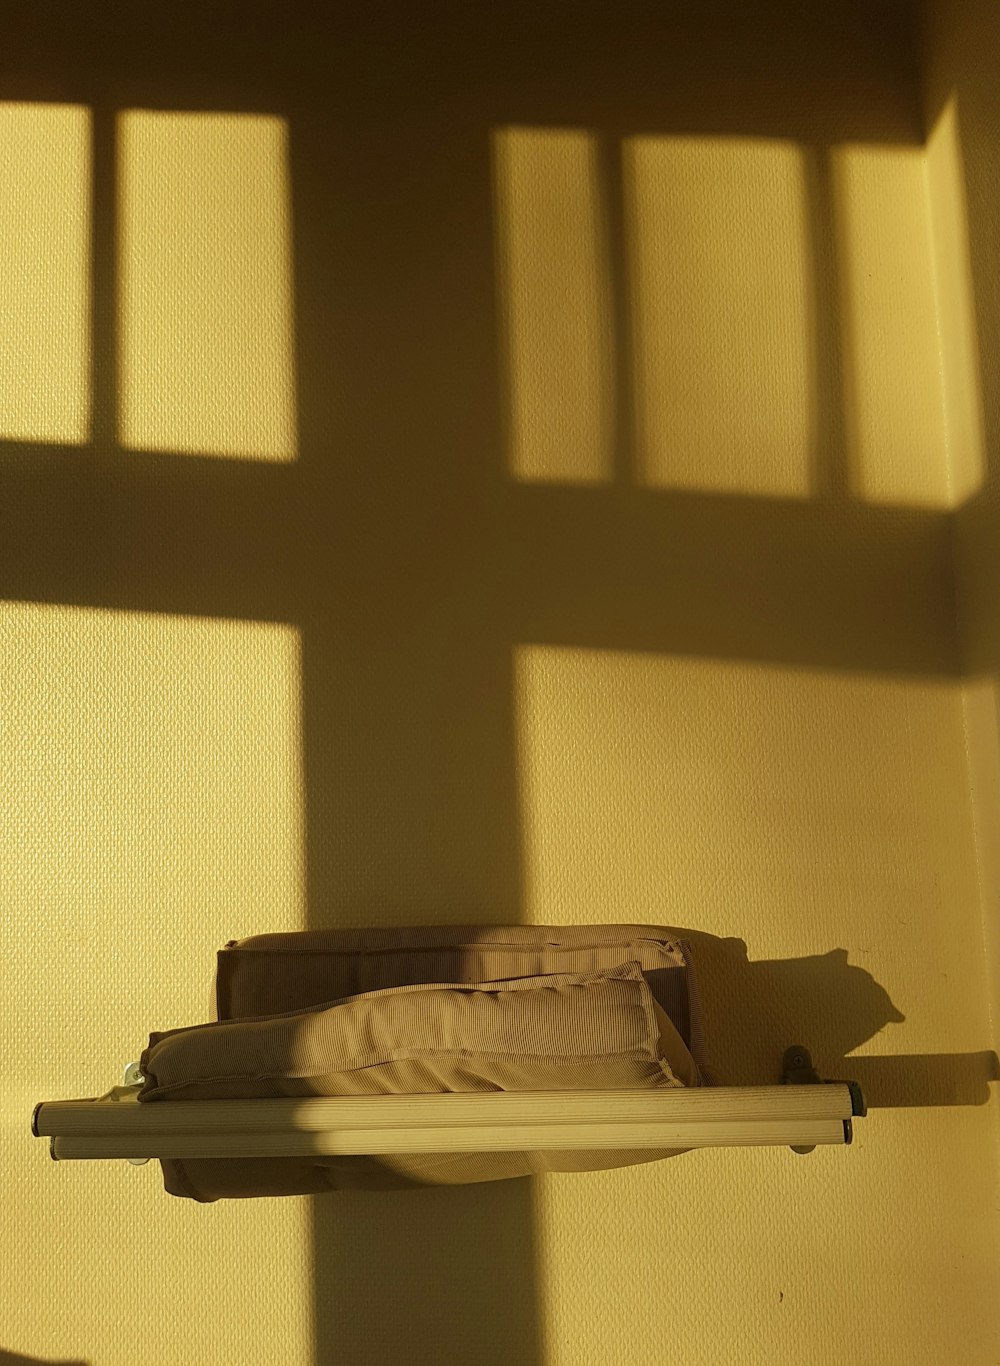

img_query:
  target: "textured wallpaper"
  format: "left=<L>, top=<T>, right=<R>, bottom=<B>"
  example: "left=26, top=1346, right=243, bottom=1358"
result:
left=2, top=3, right=999, bottom=1364
left=515, top=647, right=997, bottom=1365
left=925, top=0, right=1000, bottom=1052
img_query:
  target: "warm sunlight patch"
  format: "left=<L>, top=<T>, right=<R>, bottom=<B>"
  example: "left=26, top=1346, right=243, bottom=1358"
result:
left=493, top=127, right=615, bottom=484
left=0, top=601, right=310, bottom=1360
left=513, top=644, right=984, bottom=1056
left=832, top=145, right=949, bottom=507
left=0, top=103, right=90, bottom=444
left=0, top=603, right=306, bottom=1035
left=924, top=95, right=985, bottom=508
left=516, top=642, right=993, bottom=1365
left=118, top=112, right=298, bottom=461
left=623, top=137, right=812, bottom=498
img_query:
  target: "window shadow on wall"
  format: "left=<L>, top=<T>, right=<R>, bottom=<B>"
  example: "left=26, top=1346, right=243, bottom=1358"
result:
left=0, top=3, right=987, bottom=1365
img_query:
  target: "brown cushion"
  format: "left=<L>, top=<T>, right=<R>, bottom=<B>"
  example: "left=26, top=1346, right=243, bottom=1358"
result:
left=139, top=961, right=700, bottom=1200
left=212, top=922, right=710, bottom=1077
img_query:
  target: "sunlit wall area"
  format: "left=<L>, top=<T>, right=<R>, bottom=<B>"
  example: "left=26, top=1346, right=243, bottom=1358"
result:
left=0, top=603, right=310, bottom=1364
left=492, top=127, right=616, bottom=484
left=923, top=95, right=985, bottom=509
left=832, top=145, right=950, bottom=509
left=623, top=136, right=813, bottom=500
left=0, top=102, right=91, bottom=445
left=117, top=111, right=298, bottom=461
left=514, top=643, right=1000, bottom=1365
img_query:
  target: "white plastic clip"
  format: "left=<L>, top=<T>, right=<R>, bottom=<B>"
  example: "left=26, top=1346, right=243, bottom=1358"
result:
left=123, top=1062, right=150, bottom=1165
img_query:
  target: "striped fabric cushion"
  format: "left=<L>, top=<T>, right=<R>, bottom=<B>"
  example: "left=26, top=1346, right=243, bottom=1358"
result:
left=213, top=922, right=711, bottom=1079
left=138, top=961, right=700, bottom=1199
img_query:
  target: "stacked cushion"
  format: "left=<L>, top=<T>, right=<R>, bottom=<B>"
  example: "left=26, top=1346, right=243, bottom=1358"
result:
left=212, top=924, right=709, bottom=1078
left=140, top=925, right=710, bottom=1200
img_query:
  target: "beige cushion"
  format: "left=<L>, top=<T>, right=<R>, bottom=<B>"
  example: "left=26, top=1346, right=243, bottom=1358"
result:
left=213, top=922, right=710, bottom=1078
left=141, top=961, right=683, bottom=1099
left=138, top=961, right=699, bottom=1199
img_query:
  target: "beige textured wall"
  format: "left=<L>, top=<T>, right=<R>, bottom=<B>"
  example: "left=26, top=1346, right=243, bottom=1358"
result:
left=2, top=4, right=998, bottom=1364
left=517, top=653, right=996, bottom=1365
left=921, top=0, right=1000, bottom=1048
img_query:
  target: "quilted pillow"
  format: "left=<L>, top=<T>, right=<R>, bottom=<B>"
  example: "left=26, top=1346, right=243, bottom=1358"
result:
left=138, top=961, right=700, bottom=1199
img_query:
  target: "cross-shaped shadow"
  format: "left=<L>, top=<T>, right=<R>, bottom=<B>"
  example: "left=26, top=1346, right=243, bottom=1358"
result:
left=3, top=4, right=997, bottom=1364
